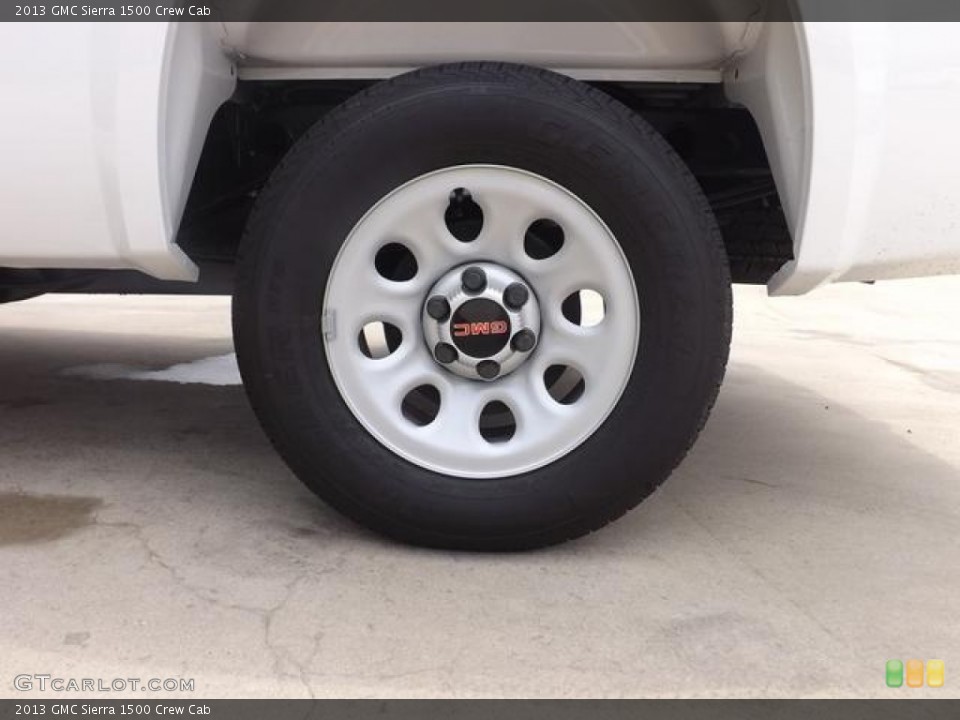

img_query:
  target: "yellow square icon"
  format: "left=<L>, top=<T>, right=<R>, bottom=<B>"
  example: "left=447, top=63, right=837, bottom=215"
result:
left=927, top=660, right=944, bottom=688
left=906, top=659, right=924, bottom=687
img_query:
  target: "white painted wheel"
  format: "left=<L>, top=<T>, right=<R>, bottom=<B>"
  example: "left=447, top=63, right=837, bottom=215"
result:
left=323, top=165, right=640, bottom=478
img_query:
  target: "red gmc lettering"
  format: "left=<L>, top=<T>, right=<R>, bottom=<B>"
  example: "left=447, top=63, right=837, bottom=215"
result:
left=453, top=321, right=509, bottom=337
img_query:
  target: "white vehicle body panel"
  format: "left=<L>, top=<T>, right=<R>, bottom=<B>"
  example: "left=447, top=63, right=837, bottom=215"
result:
left=0, top=21, right=958, bottom=292
left=225, top=21, right=756, bottom=83
left=0, top=22, right=232, bottom=280
left=729, top=21, right=960, bottom=294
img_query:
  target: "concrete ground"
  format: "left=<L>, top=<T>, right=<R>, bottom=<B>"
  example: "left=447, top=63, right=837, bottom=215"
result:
left=0, top=278, right=958, bottom=699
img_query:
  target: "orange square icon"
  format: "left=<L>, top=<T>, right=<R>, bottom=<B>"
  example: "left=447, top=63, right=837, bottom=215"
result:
left=906, top=659, right=924, bottom=687
left=927, top=660, right=944, bottom=688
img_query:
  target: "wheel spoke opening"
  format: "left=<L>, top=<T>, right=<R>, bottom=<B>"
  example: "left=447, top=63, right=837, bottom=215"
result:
left=524, top=218, right=565, bottom=259
left=358, top=321, right=402, bottom=359
left=544, top=364, right=585, bottom=405
left=562, top=289, right=606, bottom=327
left=479, top=400, right=516, bottom=443
left=444, top=188, right=483, bottom=243
left=401, top=384, right=441, bottom=426
left=375, top=242, right=418, bottom=282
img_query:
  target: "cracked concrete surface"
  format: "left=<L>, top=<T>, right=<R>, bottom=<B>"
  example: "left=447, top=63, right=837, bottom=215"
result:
left=0, top=278, right=958, bottom=698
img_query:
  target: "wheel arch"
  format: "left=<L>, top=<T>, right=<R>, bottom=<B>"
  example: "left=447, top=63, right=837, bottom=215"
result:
left=724, top=20, right=814, bottom=295
left=728, top=20, right=960, bottom=294
left=155, top=23, right=237, bottom=279
left=0, top=22, right=234, bottom=280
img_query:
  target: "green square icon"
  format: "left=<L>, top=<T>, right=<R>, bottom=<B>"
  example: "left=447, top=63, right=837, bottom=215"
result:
left=886, top=659, right=904, bottom=687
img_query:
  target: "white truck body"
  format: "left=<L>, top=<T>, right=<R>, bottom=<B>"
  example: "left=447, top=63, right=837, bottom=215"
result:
left=1, top=21, right=959, bottom=294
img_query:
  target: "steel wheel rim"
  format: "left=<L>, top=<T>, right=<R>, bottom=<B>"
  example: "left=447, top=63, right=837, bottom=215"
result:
left=322, top=165, right=640, bottom=479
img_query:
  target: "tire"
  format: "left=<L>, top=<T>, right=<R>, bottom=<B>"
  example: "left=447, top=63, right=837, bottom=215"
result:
left=233, top=63, right=732, bottom=551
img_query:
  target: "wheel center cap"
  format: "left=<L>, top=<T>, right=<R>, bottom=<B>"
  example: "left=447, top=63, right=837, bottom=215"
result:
left=422, top=262, right=540, bottom=381
left=450, top=298, right=511, bottom=357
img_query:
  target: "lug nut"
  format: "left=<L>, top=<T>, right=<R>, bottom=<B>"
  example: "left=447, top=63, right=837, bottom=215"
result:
left=461, top=266, right=487, bottom=294
left=503, top=283, right=529, bottom=310
left=511, top=329, right=537, bottom=352
left=476, top=360, right=500, bottom=380
left=426, top=296, right=450, bottom=321
left=434, top=343, right=458, bottom=364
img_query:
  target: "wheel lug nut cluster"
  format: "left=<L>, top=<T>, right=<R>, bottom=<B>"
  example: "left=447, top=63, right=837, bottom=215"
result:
left=422, top=262, right=541, bottom=382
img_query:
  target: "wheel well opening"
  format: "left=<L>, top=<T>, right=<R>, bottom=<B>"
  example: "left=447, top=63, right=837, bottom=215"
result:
left=172, top=77, right=791, bottom=293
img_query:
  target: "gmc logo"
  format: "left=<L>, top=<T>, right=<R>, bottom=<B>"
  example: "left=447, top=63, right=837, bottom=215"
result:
left=453, top=321, right=509, bottom=337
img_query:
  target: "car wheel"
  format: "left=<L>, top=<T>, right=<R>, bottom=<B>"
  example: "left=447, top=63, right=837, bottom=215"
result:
left=233, top=63, right=732, bottom=550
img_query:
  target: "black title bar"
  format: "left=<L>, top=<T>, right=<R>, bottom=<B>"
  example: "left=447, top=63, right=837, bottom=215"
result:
left=6, top=0, right=960, bottom=22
